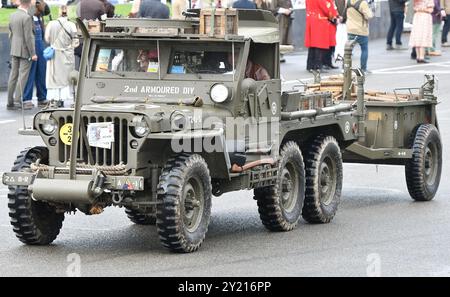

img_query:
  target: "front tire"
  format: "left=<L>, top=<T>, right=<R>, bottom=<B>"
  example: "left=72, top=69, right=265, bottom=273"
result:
left=405, top=124, right=442, bottom=201
left=125, top=207, right=156, bottom=225
left=8, top=147, right=64, bottom=245
left=156, top=154, right=212, bottom=253
left=254, top=141, right=306, bottom=231
left=302, top=136, right=343, bottom=224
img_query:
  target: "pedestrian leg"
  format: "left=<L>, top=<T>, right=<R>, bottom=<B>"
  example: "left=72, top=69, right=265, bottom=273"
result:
left=36, top=51, right=47, bottom=102
left=386, top=12, right=396, bottom=47
left=23, top=61, right=37, bottom=102
left=395, top=12, right=405, bottom=46
left=307, top=48, right=315, bottom=71
left=442, top=15, right=450, bottom=45
left=7, top=56, right=20, bottom=107
left=17, top=59, right=32, bottom=104
left=359, top=36, right=369, bottom=71
left=314, top=48, right=326, bottom=70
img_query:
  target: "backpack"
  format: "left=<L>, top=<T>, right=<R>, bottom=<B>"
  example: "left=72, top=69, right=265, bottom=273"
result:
left=343, top=0, right=366, bottom=24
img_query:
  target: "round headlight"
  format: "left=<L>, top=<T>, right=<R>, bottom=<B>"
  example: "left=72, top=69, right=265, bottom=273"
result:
left=134, top=120, right=150, bottom=138
left=42, top=117, right=57, bottom=135
left=210, top=84, right=230, bottom=103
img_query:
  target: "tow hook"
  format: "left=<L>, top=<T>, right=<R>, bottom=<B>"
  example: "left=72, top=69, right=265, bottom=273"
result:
left=112, top=191, right=125, bottom=204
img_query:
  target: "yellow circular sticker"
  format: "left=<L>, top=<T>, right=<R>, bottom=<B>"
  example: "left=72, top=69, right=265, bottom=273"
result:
left=60, top=123, right=73, bottom=146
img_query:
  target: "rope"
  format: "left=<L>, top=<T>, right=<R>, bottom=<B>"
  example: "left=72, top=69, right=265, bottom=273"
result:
left=31, top=163, right=128, bottom=176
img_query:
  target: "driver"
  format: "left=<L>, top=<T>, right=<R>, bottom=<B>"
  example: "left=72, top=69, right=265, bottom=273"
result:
left=227, top=52, right=271, bottom=81
left=137, top=49, right=159, bottom=72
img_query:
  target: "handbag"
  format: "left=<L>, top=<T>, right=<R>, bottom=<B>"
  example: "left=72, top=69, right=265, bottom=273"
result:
left=43, top=20, right=73, bottom=61
left=43, top=46, right=55, bottom=61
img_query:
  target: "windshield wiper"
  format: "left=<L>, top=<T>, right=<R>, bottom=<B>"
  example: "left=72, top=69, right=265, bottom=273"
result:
left=184, top=65, right=202, bottom=79
left=98, top=67, right=125, bottom=78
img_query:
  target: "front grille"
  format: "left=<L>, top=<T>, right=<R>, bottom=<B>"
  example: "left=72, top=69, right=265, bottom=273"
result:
left=58, top=114, right=129, bottom=166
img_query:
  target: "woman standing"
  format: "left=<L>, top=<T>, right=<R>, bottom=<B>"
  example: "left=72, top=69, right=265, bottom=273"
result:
left=305, top=0, right=337, bottom=71
left=45, top=5, right=79, bottom=106
left=409, top=0, right=434, bottom=63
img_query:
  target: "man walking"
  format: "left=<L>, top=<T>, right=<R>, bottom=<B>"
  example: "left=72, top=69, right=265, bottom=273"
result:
left=386, top=0, right=409, bottom=50
left=23, top=0, right=48, bottom=110
left=7, top=0, right=37, bottom=110
left=347, top=0, right=373, bottom=74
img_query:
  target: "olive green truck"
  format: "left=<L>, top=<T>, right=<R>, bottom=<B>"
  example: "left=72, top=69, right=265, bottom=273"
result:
left=2, top=10, right=442, bottom=253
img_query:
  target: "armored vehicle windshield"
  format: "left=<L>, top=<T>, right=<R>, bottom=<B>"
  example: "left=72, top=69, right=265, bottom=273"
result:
left=91, top=40, right=242, bottom=80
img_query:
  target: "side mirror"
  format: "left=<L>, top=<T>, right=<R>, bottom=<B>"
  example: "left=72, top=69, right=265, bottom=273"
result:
left=70, top=70, right=79, bottom=87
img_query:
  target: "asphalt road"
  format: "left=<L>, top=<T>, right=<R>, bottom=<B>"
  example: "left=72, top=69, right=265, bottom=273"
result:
left=0, top=38, right=449, bottom=277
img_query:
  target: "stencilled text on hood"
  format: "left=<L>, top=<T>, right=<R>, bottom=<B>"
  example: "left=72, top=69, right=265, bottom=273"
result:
left=123, top=85, right=195, bottom=96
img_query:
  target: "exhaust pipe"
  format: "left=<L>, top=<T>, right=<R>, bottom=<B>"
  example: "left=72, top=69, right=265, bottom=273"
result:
left=354, top=69, right=366, bottom=144
left=31, top=179, right=96, bottom=203
left=343, top=40, right=357, bottom=101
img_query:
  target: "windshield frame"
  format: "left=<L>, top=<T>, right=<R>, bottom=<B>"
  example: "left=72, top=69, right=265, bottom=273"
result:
left=88, top=38, right=245, bottom=82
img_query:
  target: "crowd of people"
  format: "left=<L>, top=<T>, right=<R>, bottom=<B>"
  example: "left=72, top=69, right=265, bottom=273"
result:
left=7, top=0, right=79, bottom=110
left=5, top=0, right=450, bottom=110
left=305, top=0, right=450, bottom=73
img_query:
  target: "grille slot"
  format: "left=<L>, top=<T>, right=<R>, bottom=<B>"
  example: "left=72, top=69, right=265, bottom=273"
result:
left=58, top=114, right=128, bottom=166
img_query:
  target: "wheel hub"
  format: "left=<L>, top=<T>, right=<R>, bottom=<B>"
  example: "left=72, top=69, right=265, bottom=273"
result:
left=319, top=157, right=336, bottom=206
left=280, top=164, right=297, bottom=212
left=424, top=144, right=438, bottom=186
left=183, top=178, right=204, bottom=232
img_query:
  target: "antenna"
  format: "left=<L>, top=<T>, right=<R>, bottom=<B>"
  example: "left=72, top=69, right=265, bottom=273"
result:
left=18, top=61, right=38, bottom=136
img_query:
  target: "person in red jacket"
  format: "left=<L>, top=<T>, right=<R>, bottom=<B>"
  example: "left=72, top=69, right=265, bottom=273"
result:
left=323, top=0, right=339, bottom=69
left=305, top=0, right=338, bottom=71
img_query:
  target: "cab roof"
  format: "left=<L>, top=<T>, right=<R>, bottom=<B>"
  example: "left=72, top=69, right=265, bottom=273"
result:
left=81, top=9, right=279, bottom=44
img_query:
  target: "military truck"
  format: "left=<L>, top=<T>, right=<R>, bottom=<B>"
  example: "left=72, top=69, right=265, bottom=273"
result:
left=2, top=10, right=441, bottom=253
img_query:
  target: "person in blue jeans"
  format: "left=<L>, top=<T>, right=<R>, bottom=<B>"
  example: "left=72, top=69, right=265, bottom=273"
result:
left=23, top=1, right=48, bottom=110
left=346, top=0, right=374, bottom=73
left=386, top=0, right=409, bottom=50
left=348, top=34, right=369, bottom=71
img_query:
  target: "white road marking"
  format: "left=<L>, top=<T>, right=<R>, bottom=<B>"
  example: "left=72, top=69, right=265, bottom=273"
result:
left=372, top=70, right=450, bottom=75
left=372, top=60, right=450, bottom=75
left=0, top=120, right=16, bottom=125
left=344, top=186, right=405, bottom=194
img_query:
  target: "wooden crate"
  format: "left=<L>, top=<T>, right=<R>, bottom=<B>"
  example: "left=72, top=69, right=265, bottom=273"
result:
left=199, top=8, right=238, bottom=37
left=87, top=21, right=104, bottom=33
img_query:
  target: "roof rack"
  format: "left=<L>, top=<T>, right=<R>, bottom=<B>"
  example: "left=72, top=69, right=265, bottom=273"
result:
left=82, top=9, right=279, bottom=44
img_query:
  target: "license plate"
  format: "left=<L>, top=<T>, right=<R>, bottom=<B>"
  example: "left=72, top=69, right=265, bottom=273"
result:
left=87, top=122, right=115, bottom=149
left=2, top=172, right=35, bottom=186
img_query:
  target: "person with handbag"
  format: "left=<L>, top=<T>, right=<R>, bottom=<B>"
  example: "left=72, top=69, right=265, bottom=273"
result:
left=44, top=5, right=79, bottom=107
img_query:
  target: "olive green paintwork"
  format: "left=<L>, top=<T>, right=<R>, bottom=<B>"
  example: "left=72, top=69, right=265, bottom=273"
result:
left=3, top=10, right=360, bottom=209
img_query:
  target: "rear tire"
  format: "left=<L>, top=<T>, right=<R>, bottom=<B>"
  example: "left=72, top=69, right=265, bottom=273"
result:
left=125, top=207, right=156, bottom=225
left=302, top=136, right=343, bottom=224
left=156, top=154, right=212, bottom=253
left=405, top=124, right=442, bottom=201
left=8, top=147, right=64, bottom=245
left=254, top=141, right=306, bottom=231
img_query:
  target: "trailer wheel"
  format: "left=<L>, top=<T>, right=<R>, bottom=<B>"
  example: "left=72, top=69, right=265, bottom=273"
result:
left=302, top=136, right=343, bottom=224
left=254, top=141, right=305, bottom=231
left=8, top=147, right=64, bottom=245
left=405, top=124, right=442, bottom=201
left=156, top=154, right=212, bottom=253
left=125, top=207, right=156, bottom=225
